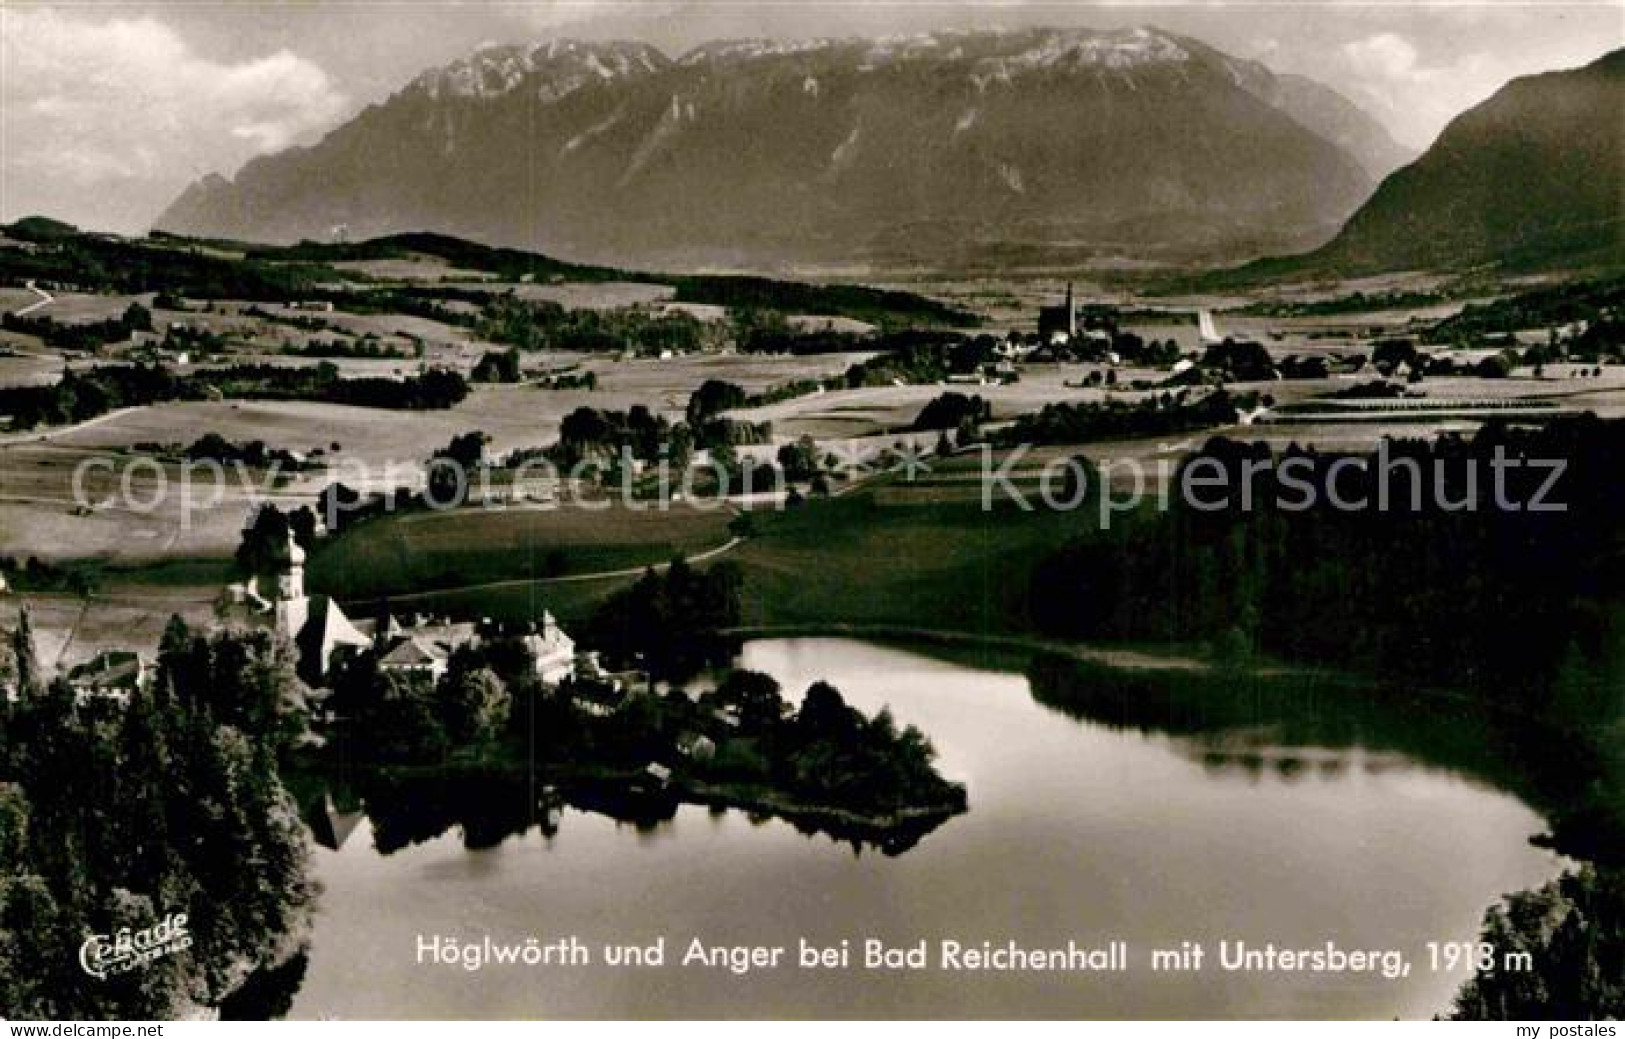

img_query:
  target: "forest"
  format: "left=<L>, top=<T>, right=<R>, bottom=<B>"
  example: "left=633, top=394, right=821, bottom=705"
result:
left=0, top=615, right=314, bottom=1018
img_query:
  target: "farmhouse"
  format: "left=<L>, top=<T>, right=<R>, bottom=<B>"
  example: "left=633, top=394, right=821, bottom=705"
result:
left=67, top=650, right=148, bottom=701
left=375, top=635, right=450, bottom=682
left=360, top=611, right=476, bottom=681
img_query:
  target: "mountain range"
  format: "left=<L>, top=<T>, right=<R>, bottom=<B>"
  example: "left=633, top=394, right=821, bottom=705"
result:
left=1240, top=47, right=1624, bottom=281
left=156, top=28, right=1407, bottom=272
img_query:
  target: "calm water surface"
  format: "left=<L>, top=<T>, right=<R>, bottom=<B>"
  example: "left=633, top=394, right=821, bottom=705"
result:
left=290, top=638, right=1562, bottom=1019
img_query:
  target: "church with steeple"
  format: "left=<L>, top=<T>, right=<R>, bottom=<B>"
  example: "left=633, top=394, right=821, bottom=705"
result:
left=221, top=529, right=371, bottom=684
left=1038, top=281, right=1078, bottom=344
left=221, top=522, right=583, bottom=690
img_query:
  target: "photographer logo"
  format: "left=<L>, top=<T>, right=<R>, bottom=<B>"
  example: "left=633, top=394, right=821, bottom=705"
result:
left=79, top=913, right=192, bottom=980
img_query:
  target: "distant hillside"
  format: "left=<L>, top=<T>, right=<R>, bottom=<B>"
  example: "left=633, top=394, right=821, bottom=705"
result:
left=156, top=28, right=1389, bottom=272
left=1261, top=74, right=1414, bottom=180
left=3, top=225, right=976, bottom=327
left=1203, top=48, right=1625, bottom=286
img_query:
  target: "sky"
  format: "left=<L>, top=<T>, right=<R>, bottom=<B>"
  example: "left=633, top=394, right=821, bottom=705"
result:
left=2, top=1, right=1620, bottom=233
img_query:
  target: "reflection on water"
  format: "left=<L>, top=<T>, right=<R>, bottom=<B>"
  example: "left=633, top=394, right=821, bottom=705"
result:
left=299, top=763, right=951, bottom=861
left=287, top=639, right=1565, bottom=1020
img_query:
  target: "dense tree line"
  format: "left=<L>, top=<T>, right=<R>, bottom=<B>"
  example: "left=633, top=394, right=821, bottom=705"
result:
left=1, top=228, right=340, bottom=300
left=695, top=671, right=964, bottom=817
left=0, top=363, right=469, bottom=431
left=476, top=294, right=712, bottom=356
left=282, top=337, right=412, bottom=361
left=1198, top=339, right=1276, bottom=381
left=0, top=364, right=186, bottom=428
left=587, top=558, right=743, bottom=682
left=841, top=331, right=1000, bottom=387
left=554, top=404, right=678, bottom=469
left=239, top=232, right=971, bottom=327
left=913, top=392, right=990, bottom=432
left=200, top=363, right=469, bottom=410
left=183, top=433, right=314, bottom=472
left=325, top=643, right=522, bottom=766
left=0, top=615, right=314, bottom=1018
left=1451, top=867, right=1625, bottom=1019
left=0, top=556, right=101, bottom=597
left=1, top=303, right=151, bottom=353
left=319, top=649, right=962, bottom=852
left=1000, top=389, right=1251, bottom=446
left=1028, top=417, right=1625, bottom=721
left=670, top=276, right=975, bottom=329
left=1423, top=277, right=1625, bottom=349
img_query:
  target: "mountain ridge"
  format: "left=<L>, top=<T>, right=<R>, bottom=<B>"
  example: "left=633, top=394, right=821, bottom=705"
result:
left=156, top=26, right=1403, bottom=272
left=1202, top=47, right=1625, bottom=286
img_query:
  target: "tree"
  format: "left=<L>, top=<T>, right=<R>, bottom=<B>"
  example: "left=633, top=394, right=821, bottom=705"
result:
left=122, top=302, right=153, bottom=334
left=329, top=658, right=447, bottom=763
left=913, top=392, right=989, bottom=432
left=1477, top=352, right=1515, bottom=379
left=10, top=606, right=40, bottom=699
left=776, top=436, right=821, bottom=482
left=795, top=681, right=855, bottom=744
left=713, top=670, right=786, bottom=733
left=587, top=558, right=743, bottom=681
left=426, top=431, right=488, bottom=507
left=439, top=666, right=510, bottom=746
left=235, top=504, right=297, bottom=576
left=687, top=379, right=747, bottom=427
left=1452, top=867, right=1625, bottom=1020
left=471, top=348, right=522, bottom=384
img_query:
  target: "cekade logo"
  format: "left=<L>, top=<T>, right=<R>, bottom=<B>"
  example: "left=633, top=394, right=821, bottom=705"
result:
left=79, top=913, right=192, bottom=980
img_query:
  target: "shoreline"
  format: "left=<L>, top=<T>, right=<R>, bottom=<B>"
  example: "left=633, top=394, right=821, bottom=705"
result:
left=305, top=755, right=967, bottom=843
left=722, top=622, right=1582, bottom=729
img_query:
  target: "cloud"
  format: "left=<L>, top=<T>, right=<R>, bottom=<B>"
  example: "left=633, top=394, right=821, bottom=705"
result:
left=1, top=8, right=347, bottom=230
left=1343, top=32, right=1420, bottom=81
left=1331, top=31, right=1510, bottom=149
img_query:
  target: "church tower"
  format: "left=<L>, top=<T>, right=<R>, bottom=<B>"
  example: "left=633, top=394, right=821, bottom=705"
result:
left=276, top=530, right=306, bottom=601
left=271, top=531, right=309, bottom=639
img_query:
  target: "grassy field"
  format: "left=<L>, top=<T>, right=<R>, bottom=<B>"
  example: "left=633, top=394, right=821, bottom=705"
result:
left=0, top=590, right=220, bottom=675
left=42, top=391, right=550, bottom=464
left=0, top=351, right=64, bottom=388
left=0, top=442, right=282, bottom=563
left=730, top=488, right=1093, bottom=634
left=299, top=482, right=1095, bottom=636
left=307, top=501, right=734, bottom=601
left=334, top=571, right=639, bottom=630
left=584, top=350, right=875, bottom=411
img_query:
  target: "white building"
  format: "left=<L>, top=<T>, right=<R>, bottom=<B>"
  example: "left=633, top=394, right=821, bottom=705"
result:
left=523, top=612, right=576, bottom=686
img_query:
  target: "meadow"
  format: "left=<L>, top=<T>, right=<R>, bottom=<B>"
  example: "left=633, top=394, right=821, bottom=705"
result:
left=306, top=500, right=735, bottom=602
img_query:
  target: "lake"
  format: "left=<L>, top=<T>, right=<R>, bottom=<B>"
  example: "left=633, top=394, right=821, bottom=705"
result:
left=288, top=638, right=1563, bottom=1019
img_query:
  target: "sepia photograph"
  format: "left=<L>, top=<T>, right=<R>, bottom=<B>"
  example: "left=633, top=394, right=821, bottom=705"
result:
left=0, top=0, right=1621, bottom=1024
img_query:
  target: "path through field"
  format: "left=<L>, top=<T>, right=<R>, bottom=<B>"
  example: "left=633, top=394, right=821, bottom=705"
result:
left=368, top=535, right=745, bottom=605
left=14, top=281, right=55, bottom=318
